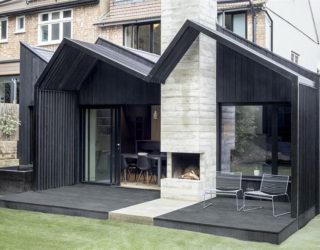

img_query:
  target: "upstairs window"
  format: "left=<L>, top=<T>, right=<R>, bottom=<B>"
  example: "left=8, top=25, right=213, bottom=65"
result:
left=15, top=16, right=25, bottom=33
left=218, top=12, right=246, bottom=38
left=0, top=17, right=8, bottom=42
left=38, top=9, right=72, bottom=44
left=124, top=22, right=161, bottom=54
left=291, top=51, right=299, bottom=64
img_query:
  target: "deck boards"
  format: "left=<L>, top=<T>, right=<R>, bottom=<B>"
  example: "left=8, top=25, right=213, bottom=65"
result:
left=0, top=184, right=160, bottom=219
left=154, top=197, right=297, bottom=244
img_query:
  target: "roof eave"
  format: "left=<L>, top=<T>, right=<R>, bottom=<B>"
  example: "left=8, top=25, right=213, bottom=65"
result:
left=0, top=0, right=99, bottom=17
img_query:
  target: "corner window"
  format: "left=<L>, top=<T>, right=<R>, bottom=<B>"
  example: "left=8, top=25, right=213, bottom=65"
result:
left=220, top=105, right=291, bottom=177
left=0, top=17, right=8, bottom=42
left=38, top=9, right=72, bottom=44
left=218, top=12, right=246, bottom=38
left=124, top=22, right=161, bottom=54
left=291, top=51, right=299, bottom=64
left=15, top=16, right=25, bottom=33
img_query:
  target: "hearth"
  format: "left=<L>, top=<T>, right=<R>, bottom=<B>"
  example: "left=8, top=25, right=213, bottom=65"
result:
left=172, top=153, right=200, bottom=180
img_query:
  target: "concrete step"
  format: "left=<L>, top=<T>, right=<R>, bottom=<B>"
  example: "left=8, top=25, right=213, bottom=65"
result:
left=109, top=198, right=196, bottom=225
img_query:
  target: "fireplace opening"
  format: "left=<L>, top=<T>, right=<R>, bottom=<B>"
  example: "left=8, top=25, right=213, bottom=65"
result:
left=172, top=153, right=200, bottom=180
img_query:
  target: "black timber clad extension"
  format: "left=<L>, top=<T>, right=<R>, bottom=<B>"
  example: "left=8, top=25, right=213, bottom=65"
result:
left=21, top=20, right=319, bottom=223
left=19, top=43, right=53, bottom=165
left=79, top=61, right=160, bottom=105
left=34, top=90, right=79, bottom=190
left=216, top=44, right=292, bottom=103
left=298, top=85, right=319, bottom=226
left=216, top=25, right=319, bottom=83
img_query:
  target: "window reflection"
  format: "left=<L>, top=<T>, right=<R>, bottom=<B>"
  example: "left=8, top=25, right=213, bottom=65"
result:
left=221, top=105, right=291, bottom=176
left=0, top=76, right=19, bottom=104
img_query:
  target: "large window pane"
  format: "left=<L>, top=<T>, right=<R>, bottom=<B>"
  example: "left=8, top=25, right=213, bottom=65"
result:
left=1, top=20, right=7, bottom=40
left=124, top=25, right=132, bottom=47
left=277, top=106, right=291, bottom=175
left=85, top=109, right=112, bottom=183
left=232, top=13, right=246, bottom=38
left=0, top=76, right=19, bottom=104
left=41, top=25, right=49, bottom=42
left=153, top=23, right=161, bottom=54
left=51, top=23, right=60, bottom=40
left=221, top=105, right=291, bottom=176
left=63, top=22, right=71, bottom=38
left=138, top=24, right=150, bottom=51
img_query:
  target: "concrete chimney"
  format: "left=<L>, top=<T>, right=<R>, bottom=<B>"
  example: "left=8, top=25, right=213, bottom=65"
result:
left=160, top=0, right=217, bottom=201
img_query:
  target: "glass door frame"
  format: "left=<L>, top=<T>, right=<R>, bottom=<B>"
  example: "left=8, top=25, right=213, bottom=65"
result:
left=80, top=106, right=121, bottom=186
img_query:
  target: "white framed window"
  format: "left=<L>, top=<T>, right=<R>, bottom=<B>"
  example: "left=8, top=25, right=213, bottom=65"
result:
left=0, top=17, right=8, bottom=43
left=15, top=16, right=25, bottom=33
left=38, top=9, right=72, bottom=45
left=291, top=51, right=299, bottom=64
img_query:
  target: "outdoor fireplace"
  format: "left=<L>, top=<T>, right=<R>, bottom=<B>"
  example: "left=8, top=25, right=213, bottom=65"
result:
left=172, top=153, right=200, bottom=180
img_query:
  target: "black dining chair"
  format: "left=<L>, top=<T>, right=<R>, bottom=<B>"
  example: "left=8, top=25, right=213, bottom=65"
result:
left=121, top=155, right=129, bottom=183
left=121, top=155, right=136, bottom=182
left=136, top=153, right=153, bottom=184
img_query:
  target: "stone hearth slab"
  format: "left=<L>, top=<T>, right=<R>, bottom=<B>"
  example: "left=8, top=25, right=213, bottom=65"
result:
left=109, top=198, right=196, bottom=225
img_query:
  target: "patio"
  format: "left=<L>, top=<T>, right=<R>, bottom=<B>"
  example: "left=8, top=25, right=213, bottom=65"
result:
left=0, top=184, right=296, bottom=244
left=0, top=184, right=160, bottom=219
left=154, top=197, right=296, bottom=244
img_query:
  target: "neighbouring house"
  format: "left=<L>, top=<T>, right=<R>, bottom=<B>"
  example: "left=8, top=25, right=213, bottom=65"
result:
left=16, top=0, right=320, bottom=244
left=217, top=0, right=320, bottom=72
left=1, top=0, right=319, bottom=103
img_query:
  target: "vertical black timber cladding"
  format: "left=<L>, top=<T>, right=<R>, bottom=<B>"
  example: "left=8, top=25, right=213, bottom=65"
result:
left=216, top=44, right=292, bottom=103
left=79, top=62, right=160, bottom=105
left=19, top=46, right=48, bottom=165
left=35, top=89, right=79, bottom=190
left=298, top=85, right=318, bottom=218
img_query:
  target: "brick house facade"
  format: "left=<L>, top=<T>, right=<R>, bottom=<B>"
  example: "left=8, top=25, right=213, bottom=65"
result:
left=0, top=0, right=268, bottom=75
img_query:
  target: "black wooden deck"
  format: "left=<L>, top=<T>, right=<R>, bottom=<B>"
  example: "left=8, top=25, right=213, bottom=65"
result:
left=0, top=184, right=160, bottom=219
left=154, top=197, right=297, bottom=244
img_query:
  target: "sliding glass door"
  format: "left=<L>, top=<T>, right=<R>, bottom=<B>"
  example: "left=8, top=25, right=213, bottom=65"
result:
left=84, top=108, right=120, bottom=184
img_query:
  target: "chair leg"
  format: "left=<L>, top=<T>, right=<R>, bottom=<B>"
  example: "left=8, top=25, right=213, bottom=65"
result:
left=272, top=195, right=291, bottom=217
left=137, top=170, right=143, bottom=183
left=124, top=169, right=127, bottom=183
left=203, top=192, right=213, bottom=209
left=146, top=171, right=149, bottom=184
left=236, top=190, right=244, bottom=211
left=242, top=195, right=263, bottom=212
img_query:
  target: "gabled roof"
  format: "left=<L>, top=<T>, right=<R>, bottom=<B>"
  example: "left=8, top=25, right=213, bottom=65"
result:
left=35, top=37, right=159, bottom=90
left=34, top=19, right=317, bottom=91
left=149, top=20, right=316, bottom=87
left=21, top=43, right=54, bottom=63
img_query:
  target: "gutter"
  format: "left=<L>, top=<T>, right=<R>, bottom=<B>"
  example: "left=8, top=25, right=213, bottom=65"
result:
left=0, top=0, right=99, bottom=17
left=94, top=16, right=161, bottom=27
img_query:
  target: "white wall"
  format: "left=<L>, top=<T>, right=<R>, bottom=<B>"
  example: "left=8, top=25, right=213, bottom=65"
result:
left=266, top=0, right=320, bottom=72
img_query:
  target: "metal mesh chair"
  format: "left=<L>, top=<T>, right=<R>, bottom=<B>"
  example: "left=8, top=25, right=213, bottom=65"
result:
left=243, top=174, right=290, bottom=217
left=203, top=171, right=244, bottom=211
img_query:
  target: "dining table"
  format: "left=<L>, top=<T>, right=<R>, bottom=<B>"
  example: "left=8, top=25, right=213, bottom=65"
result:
left=122, top=152, right=167, bottom=186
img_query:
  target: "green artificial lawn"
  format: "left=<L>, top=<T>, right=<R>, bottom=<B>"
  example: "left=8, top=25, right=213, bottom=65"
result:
left=0, top=208, right=319, bottom=250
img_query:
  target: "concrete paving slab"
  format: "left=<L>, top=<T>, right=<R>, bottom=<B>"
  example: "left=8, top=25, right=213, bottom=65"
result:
left=109, top=198, right=196, bottom=225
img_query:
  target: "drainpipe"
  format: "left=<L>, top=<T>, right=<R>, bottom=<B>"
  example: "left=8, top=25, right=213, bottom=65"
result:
left=249, top=0, right=256, bottom=44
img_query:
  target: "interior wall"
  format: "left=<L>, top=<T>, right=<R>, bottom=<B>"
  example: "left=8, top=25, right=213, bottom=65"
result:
left=151, top=105, right=161, bottom=141
left=120, top=105, right=151, bottom=153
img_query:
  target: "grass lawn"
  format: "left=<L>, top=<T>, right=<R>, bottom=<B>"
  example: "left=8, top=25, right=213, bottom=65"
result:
left=0, top=208, right=319, bottom=250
